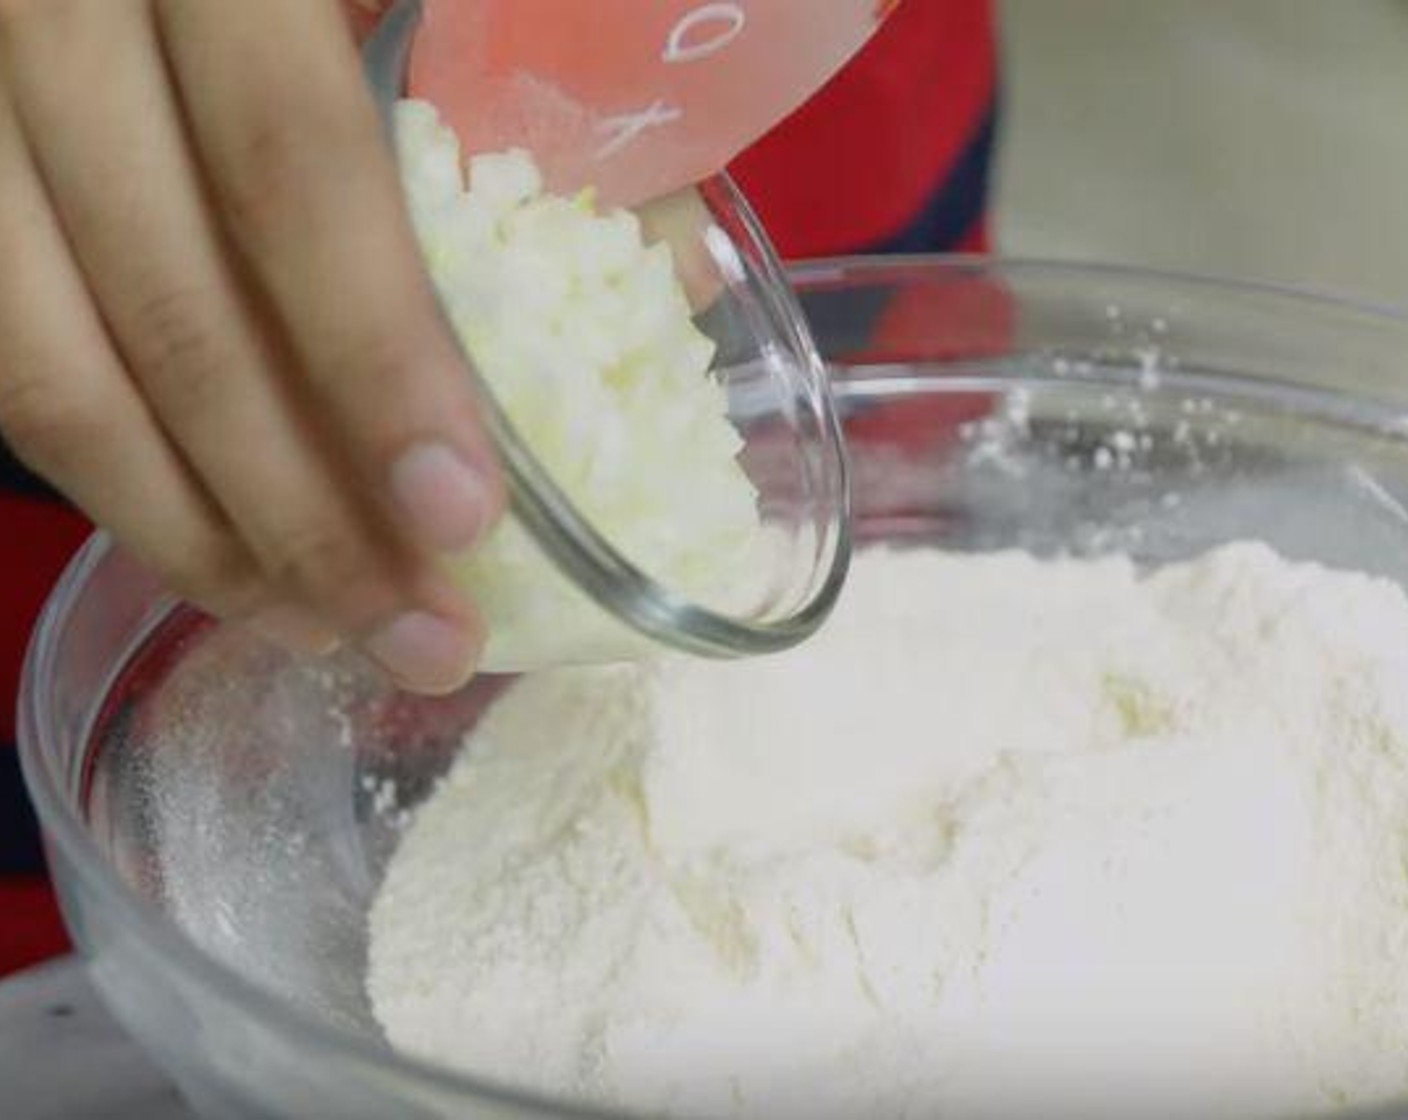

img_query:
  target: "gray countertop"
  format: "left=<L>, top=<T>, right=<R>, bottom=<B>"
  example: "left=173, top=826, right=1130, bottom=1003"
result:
left=0, top=957, right=191, bottom=1119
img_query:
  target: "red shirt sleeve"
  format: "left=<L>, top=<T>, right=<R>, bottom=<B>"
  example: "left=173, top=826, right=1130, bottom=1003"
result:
left=730, top=0, right=997, bottom=258
left=0, top=494, right=89, bottom=975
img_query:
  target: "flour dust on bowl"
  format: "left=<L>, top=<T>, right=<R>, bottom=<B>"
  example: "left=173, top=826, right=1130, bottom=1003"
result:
left=21, top=259, right=1408, bottom=1120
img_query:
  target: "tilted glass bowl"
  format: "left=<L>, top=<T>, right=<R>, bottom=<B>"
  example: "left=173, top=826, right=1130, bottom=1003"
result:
left=364, top=0, right=851, bottom=670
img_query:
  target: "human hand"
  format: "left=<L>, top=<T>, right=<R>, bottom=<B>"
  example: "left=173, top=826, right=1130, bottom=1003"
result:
left=0, top=0, right=504, bottom=694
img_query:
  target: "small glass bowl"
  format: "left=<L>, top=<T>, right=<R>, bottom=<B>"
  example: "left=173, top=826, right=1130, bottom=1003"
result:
left=364, top=0, right=851, bottom=671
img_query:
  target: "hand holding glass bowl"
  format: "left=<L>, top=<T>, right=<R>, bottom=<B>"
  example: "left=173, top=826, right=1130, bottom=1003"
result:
left=0, top=0, right=870, bottom=695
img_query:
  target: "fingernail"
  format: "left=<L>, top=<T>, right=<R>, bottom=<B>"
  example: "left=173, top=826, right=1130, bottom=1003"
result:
left=247, top=604, right=341, bottom=656
left=390, top=442, right=492, bottom=553
left=362, top=611, right=480, bottom=694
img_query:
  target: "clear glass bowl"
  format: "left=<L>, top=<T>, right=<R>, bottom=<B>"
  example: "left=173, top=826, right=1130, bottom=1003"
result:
left=365, top=0, right=851, bottom=669
left=23, top=258, right=1408, bottom=1120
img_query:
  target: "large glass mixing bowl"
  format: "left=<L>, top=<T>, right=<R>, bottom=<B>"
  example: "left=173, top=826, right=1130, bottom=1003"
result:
left=22, top=258, right=1408, bottom=1120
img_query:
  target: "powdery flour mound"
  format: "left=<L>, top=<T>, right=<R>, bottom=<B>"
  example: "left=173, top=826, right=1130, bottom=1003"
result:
left=367, top=544, right=1408, bottom=1119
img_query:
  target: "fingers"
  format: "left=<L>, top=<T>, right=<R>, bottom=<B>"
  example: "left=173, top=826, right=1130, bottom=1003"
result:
left=637, top=188, right=728, bottom=311
left=0, top=0, right=495, bottom=692
left=0, top=88, right=267, bottom=625
left=155, top=0, right=506, bottom=558
left=7, top=4, right=408, bottom=643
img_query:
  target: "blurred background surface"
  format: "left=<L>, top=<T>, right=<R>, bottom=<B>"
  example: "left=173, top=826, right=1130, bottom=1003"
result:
left=996, top=0, right=1408, bottom=307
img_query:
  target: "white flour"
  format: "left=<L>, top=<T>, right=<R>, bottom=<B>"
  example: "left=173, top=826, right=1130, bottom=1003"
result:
left=367, top=544, right=1408, bottom=1119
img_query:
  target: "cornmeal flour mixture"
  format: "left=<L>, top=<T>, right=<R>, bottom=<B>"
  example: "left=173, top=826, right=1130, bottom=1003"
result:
left=369, top=544, right=1408, bottom=1119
